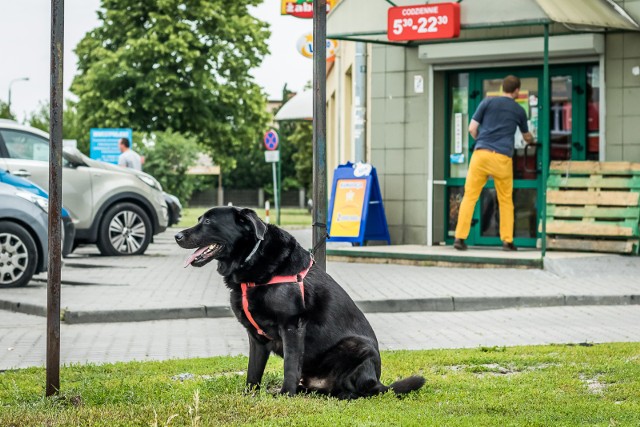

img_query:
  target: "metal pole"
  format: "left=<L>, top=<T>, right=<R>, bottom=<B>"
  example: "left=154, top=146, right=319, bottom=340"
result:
left=541, top=23, right=550, bottom=259
left=46, top=0, right=64, bottom=397
left=277, top=159, right=282, bottom=225
left=312, top=0, right=327, bottom=270
left=272, top=162, right=279, bottom=225
left=7, top=77, right=29, bottom=115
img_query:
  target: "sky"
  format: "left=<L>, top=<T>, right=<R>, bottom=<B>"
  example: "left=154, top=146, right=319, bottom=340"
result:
left=0, top=0, right=313, bottom=121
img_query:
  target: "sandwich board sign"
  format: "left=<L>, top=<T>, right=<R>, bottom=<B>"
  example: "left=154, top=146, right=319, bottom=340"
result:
left=328, top=162, right=391, bottom=245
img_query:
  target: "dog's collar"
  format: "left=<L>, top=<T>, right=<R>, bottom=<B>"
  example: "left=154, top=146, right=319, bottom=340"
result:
left=243, top=240, right=261, bottom=264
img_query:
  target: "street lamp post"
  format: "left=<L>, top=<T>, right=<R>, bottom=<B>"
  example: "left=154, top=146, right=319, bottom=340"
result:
left=8, top=77, right=30, bottom=114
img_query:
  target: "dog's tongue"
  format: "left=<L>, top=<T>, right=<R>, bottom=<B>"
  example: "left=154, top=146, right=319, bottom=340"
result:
left=184, top=246, right=208, bottom=268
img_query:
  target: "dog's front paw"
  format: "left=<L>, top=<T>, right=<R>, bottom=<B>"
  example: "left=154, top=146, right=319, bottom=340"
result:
left=279, top=386, right=297, bottom=397
left=244, top=383, right=260, bottom=395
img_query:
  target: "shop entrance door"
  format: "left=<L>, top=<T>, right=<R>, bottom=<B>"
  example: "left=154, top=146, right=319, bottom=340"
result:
left=445, top=65, right=599, bottom=248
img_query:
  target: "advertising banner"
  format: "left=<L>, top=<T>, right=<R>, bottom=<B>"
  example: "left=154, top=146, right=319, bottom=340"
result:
left=89, top=128, right=132, bottom=164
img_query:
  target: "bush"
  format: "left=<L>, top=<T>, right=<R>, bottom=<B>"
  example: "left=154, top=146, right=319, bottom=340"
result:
left=137, top=131, right=203, bottom=206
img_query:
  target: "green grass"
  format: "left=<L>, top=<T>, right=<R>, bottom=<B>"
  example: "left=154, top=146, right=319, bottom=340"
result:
left=2, top=343, right=640, bottom=426
left=178, top=208, right=311, bottom=229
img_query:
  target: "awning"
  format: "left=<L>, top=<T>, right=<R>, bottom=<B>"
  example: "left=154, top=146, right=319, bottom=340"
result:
left=328, top=0, right=640, bottom=45
left=274, top=89, right=313, bottom=121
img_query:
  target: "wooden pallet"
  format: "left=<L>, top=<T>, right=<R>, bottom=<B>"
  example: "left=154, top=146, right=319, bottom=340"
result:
left=545, top=161, right=640, bottom=254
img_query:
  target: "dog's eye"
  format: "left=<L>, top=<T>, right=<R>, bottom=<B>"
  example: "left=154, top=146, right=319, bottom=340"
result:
left=204, top=219, right=211, bottom=225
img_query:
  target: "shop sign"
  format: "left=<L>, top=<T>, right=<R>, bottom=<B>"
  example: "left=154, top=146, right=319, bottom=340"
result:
left=281, top=0, right=338, bottom=19
left=296, top=33, right=338, bottom=62
left=387, top=3, right=461, bottom=42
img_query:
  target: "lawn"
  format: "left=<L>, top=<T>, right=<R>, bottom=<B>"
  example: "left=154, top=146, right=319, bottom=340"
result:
left=177, top=207, right=311, bottom=229
left=1, top=343, right=639, bottom=426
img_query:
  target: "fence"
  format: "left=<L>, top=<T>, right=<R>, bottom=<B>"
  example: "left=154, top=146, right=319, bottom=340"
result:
left=189, top=188, right=307, bottom=209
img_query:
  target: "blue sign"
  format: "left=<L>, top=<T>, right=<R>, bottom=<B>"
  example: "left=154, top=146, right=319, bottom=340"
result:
left=327, top=162, right=391, bottom=246
left=90, top=128, right=133, bottom=164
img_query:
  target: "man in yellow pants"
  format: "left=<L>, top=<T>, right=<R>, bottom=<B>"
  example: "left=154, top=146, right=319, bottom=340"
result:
left=454, top=75, right=534, bottom=251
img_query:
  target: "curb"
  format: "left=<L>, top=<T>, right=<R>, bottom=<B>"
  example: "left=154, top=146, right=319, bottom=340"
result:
left=326, top=250, right=543, bottom=269
left=1, top=294, right=638, bottom=324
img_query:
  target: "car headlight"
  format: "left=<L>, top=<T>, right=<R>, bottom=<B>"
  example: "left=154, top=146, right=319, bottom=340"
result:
left=137, top=174, right=162, bottom=191
left=15, top=191, right=49, bottom=213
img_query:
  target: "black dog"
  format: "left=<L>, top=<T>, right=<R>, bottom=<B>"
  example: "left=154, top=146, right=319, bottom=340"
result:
left=175, top=207, right=425, bottom=399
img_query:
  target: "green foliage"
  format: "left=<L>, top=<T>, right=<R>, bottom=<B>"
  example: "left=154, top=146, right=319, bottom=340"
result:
left=25, top=100, right=89, bottom=153
left=137, top=130, right=201, bottom=205
left=26, top=102, right=49, bottom=132
left=70, top=0, right=271, bottom=170
left=0, top=100, right=15, bottom=120
left=2, top=343, right=640, bottom=426
left=288, top=121, right=313, bottom=193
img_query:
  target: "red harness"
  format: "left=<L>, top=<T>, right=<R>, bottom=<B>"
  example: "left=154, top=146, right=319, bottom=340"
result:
left=240, top=259, right=313, bottom=340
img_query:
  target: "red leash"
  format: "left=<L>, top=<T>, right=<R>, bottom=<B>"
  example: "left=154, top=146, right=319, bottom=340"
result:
left=241, top=259, right=313, bottom=340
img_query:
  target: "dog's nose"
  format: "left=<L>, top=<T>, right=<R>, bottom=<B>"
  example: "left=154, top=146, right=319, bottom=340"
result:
left=175, top=232, right=185, bottom=242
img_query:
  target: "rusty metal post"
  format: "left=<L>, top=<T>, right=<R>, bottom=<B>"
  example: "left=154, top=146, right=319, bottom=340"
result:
left=46, top=0, right=64, bottom=397
left=312, top=0, right=328, bottom=270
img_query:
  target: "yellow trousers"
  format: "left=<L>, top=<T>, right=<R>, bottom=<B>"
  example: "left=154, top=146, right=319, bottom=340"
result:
left=455, top=149, right=514, bottom=243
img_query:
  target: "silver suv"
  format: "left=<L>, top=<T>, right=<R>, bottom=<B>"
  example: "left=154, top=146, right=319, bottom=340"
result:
left=0, top=120, right=168, bottom=256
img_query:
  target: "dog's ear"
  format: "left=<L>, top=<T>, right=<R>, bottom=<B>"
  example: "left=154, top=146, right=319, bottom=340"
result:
left=238, top=208, right=267, bottom=240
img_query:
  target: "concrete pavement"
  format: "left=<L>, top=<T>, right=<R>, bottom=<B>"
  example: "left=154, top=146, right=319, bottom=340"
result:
left=0, top=228, right=639, bottom=323
left=2, top=305, right=640, bottom=370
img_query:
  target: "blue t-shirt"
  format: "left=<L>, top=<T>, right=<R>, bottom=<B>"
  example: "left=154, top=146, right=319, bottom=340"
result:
left=472, top=97, right=529, bottom=158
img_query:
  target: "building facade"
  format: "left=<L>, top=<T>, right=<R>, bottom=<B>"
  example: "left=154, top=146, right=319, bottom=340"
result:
left=326, top=0, right=640, bottom=246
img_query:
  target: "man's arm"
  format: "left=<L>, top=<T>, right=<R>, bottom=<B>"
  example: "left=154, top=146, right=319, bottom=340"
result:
left=469, top=119, right=480, bottom=140
left=522, top=131, right=534, bottom=144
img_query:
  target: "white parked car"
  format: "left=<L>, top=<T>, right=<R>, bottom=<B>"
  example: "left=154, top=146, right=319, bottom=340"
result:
left=0, top=119, right=168, bottom=256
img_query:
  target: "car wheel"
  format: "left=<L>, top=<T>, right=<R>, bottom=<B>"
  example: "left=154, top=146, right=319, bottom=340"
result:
left=97, top=203, right=152, bottom=256
left=0, top=222, right=38, bottom=288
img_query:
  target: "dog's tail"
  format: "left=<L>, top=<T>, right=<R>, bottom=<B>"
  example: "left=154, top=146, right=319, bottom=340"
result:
left=387, top=375, right=426, bottom=395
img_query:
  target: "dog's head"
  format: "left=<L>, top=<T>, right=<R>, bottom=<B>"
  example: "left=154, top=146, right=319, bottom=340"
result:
left=175, top=207, right=266, bottom=268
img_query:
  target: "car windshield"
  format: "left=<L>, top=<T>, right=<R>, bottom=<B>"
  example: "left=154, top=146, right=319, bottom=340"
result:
left=62, top=149, right=87, bottom=167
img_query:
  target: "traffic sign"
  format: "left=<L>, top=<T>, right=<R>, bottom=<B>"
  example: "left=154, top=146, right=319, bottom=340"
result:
left=387, top=3, right=460, bottom=42
left=265, top=150, right=280, bottom=163
left=264, top=129, right=279, bottom=151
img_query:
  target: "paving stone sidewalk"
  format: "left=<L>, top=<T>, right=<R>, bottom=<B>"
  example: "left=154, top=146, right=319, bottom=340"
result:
left=2, top=305, right=640, bottom=370
left=0, top=228, right=639, bottom=322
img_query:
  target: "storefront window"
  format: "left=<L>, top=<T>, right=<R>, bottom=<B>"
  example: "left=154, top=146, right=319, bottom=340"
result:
left=448, top=73, right=469, bottom=178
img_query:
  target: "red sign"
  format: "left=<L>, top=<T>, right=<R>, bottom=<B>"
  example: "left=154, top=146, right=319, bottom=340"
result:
left=264, top=130, right=279, bottom=151
left=281, top=0, right=337, bottom=19
left=387, top=3, right=461, bottom=42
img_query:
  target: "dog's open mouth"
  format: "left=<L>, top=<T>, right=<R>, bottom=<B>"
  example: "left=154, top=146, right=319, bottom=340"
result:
left=183, top=244, right=223, bottom=268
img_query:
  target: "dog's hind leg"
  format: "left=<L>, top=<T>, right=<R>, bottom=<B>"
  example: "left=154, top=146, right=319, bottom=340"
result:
left=246, top=334, right=270, bottom=390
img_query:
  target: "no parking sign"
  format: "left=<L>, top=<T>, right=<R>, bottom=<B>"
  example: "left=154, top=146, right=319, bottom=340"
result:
left=264, top=130, right=279, bottom=151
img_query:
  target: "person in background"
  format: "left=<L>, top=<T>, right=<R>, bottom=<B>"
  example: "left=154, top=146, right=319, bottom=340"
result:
left=117, top=137, right=142, bottom=171
left=454, top=75, right=534, bottom=252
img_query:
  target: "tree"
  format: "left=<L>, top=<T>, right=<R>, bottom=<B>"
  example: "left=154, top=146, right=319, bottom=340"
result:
left=137, top=130, right=202, bottom=204
left=26, top=100, right=88, bottom=152
left=71, top=0, right=271, bottom=170
left=288, top=121, right=313, bottom=193
left=0, top=100, right=15, bottom=120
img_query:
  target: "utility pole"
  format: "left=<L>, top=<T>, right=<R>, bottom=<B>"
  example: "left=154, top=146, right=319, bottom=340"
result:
left=46, top=0, right=64, bottom=397
left=7, top=77, right=30, bottom=115
left=312, top=0, right=327, bottom=270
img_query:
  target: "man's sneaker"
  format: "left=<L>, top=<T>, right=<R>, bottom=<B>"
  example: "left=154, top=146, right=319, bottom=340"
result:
left=502, top=242, right=517, bottom=251
left=454, top=238, right=468, bottom=251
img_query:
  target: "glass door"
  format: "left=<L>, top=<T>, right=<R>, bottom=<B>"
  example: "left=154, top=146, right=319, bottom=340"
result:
left=445, top=64, right=599, bottom=248
left=472, top=70, right=540, bottom=247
